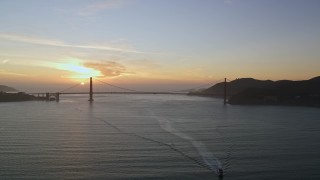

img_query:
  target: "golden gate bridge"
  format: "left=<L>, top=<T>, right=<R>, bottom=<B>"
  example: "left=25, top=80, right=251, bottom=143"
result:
left=29, top=77, right=229, bottom=104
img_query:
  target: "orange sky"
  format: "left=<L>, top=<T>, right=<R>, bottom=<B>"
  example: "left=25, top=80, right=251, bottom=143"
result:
left=1, top=1, right=320, bottom=92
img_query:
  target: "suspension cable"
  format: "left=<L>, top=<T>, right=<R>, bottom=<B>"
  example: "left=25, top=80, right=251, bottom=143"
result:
left=96, top=78, right=230, bottom=93
left=58, top=79, right=89, bottom=93
left=59, top=77, right=234, bottom=94
left=94, top=78, right=145, bottom=93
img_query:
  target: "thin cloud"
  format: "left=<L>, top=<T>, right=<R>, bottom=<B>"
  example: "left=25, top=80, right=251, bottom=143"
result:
left=0, top=69, right=31, bottom=77
left=84, top=61, right=126, bottom=77
left=45, top=58, right=128, bottom=79
left=0, top=33, right=143, bottom=54
left=75, top=0, right=125, bottom=16
left=0, top=33, right=63, bottom=46
left=2, top=59, right=10, bottom=64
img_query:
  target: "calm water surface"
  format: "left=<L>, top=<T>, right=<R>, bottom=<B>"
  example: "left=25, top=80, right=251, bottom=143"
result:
left=0, top=94, right=319, bottom=179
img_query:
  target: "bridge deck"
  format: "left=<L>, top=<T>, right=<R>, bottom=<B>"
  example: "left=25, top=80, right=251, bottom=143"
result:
left=28, top=92, right=187, bottom=95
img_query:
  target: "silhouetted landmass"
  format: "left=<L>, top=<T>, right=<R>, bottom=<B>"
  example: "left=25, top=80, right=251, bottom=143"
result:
left=0, top=92, right=47, bottom=102
left=191, top=76, right=320, bottom=107
left=190, top=78, right=274, bottom=96
left=0, top=85, right=18, bottom=92
left=0, top=85, right=38, bottom=102
left=229, top=76, right=320, bottom=106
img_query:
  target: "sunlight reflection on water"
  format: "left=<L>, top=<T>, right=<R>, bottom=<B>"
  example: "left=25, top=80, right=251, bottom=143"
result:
left=0, top=95, right=319, bottom=179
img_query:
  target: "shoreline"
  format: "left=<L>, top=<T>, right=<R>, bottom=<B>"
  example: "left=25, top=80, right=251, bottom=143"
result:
left=0, top=92, right=45, bottom=102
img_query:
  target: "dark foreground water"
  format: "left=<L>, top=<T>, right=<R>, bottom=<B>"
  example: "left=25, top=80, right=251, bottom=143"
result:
left=0, top=94, right=319, bottom=180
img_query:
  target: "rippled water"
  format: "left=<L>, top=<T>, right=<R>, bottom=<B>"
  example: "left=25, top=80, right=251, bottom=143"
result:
left=0, top=94, right=319, bottom=179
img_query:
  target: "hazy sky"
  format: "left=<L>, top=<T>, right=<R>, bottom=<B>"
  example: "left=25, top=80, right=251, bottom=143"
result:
left=1, top=0, right=320, bottom=92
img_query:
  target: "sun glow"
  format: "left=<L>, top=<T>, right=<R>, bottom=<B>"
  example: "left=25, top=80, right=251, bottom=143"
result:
left=53, top=60, right=103, bottom=79
left=59, top=64, right=102, bottom=78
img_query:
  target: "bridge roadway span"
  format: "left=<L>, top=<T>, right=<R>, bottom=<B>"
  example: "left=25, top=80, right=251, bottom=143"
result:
left=29, top=92, right=187, bottom=95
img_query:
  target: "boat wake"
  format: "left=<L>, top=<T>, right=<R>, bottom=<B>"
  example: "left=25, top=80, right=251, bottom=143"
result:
left=152, top=113, right=223, bottom=176
left=82, top=105, right=224, bottom=178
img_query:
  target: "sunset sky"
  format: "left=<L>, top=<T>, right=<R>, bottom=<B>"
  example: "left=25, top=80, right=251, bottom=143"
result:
left=1, top=0, right=320, bottom=92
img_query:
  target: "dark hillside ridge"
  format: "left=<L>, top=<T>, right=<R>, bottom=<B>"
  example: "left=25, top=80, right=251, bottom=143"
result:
left=191, top=78, right=274, bottom=96
left=0, top=85, right=17, bottom=92
left=0, top=92, right=39, bottom=102
left=191, top=76, right=320, bottom=107
left=228, top=76, right=320, bottom=106
left=0, top=85, right=45, bottom=102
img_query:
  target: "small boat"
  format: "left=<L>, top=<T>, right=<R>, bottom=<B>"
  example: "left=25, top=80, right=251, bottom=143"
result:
left=218, top=168, right=224, bottom=178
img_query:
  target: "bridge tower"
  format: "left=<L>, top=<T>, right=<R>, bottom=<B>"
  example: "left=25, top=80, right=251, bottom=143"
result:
left=56, top=92, right=60, bottom=102
left=224, top=78, right=227, bottom=105
left=89, top=77, right=94, bottom=102
left=45, top=92, right=50, bottom=101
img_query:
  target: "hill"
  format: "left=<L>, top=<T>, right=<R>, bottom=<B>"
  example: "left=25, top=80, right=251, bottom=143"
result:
left=191, top=78, right=273, bottom=96
left=0, top=92, right=39, bottom=102
left=190, top=76, right=320, bottom=107
left=0, top=85, right=45, bottom=102
left=228, top=76, right=320, bottom=106
left=0, top=85, right=18, bottom=92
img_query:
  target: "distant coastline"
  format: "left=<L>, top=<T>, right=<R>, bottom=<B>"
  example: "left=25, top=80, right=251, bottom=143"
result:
left=0, top=92, right=45, bottom=102
left=190, top=76, right=320, bottom=107
left=0, top=85, right=18, bottom=92
left=0, top=85, right=45, bottom=102
left=2, top=77, right=320, bottom=107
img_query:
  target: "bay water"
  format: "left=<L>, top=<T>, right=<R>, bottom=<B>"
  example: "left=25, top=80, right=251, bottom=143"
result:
left=0, top=94, right=319, bottom=179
